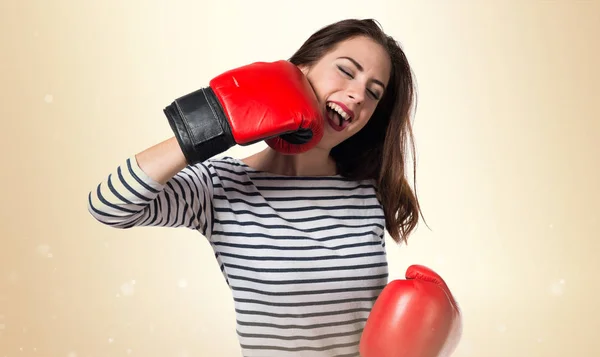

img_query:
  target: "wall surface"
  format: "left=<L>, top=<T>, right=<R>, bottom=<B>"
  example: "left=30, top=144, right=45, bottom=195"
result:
left=1, top=1, right=599, bottom=356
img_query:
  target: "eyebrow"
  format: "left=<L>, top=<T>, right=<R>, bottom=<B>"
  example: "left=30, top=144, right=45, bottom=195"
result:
left=338, top=56, right=387, bottom=90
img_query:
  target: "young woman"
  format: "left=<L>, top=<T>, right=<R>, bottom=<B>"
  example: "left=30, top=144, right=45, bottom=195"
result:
left=88, top=19, right=428, bottom=357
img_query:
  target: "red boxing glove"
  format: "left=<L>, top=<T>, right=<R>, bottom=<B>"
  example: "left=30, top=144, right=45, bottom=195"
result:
left=360, top=265, right=462, bottom=357
left=211, top=61, right=324, bottom=154
left=164, top=60, right=324, bottom=165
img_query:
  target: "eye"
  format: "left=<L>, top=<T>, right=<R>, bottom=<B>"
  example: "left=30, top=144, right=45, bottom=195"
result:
left=337, top=65, right=353, bottom=78
left=338, top=65, right=381, bottom=101
left=368, top=89, right=381, bottom=100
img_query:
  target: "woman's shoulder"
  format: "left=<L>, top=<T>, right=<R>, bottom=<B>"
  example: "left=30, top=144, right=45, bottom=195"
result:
left=201, top=155, right=254, bottom=179
left=206, top=155, right=248, bottom=171
left=205, top=156, right=362, bottom=180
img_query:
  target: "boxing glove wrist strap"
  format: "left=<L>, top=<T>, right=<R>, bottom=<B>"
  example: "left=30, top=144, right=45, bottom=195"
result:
left=163, top=87, right=235, bottom=165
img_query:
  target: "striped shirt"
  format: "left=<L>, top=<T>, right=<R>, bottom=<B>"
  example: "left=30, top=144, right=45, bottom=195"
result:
left=88, top=155, right=389, bottom=357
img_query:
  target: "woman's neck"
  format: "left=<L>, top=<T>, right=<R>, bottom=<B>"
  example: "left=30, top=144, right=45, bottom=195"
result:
left=242, top=147, right=338, bottom=177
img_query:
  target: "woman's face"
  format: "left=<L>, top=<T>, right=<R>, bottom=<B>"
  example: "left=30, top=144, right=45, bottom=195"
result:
left=299, top=35, right=392, bottom=150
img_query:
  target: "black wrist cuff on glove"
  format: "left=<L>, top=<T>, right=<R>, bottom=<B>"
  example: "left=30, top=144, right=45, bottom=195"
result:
left=163, top=87, right=235, bottom=165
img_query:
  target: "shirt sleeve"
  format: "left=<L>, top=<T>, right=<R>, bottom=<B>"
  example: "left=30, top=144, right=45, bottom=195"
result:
left=87, top=156, right=216, bottom=239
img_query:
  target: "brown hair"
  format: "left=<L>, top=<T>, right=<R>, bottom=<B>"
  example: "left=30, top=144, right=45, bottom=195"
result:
left=289, top=19, right=425, bottom=244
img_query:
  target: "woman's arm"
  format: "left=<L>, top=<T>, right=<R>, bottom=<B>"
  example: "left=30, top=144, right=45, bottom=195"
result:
left=135, top=136, right=188, bottom=185
left=87, top=136, right=215, bottom=237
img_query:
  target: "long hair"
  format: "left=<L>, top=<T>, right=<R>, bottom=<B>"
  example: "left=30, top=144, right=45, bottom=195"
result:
left=289, top=19, right=424, bottom=244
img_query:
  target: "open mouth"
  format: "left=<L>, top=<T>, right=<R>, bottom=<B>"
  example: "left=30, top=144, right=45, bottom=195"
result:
left=325, top=101, right=354, bottom=131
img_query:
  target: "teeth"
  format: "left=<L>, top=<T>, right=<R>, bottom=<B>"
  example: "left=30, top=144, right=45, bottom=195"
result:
left=327, top=102, right=350, bottom=121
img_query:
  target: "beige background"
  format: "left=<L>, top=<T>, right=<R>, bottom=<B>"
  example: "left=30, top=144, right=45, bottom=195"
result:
left=1, top=0, right=599, bottom=356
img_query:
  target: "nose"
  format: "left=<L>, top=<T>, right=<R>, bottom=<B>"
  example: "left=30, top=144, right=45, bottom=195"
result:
left=346, top=84, right=365, bottom=104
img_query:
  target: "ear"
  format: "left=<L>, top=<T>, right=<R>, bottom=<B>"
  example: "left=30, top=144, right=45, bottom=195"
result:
left=297, top=64, right=310, bottom=76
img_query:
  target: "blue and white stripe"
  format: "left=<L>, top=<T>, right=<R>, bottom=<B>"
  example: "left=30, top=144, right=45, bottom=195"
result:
left=88, top=155, right=388, bottom=357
